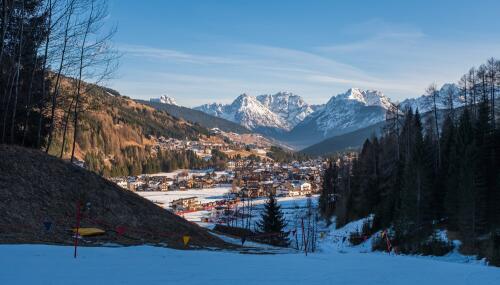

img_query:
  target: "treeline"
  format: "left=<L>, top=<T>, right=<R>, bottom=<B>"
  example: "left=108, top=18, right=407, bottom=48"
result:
left=320, top=58, right=500, bottom=264
left=84, top=146, right=214, bottom=177
left=267, top=146, right=309, bottom=163
left=0, top=0, right=117, bottom=160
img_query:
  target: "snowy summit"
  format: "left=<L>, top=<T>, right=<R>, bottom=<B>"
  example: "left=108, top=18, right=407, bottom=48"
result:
left=150, top=95, right=177, bottom=105
left=195, top=92, right=315, bottom=131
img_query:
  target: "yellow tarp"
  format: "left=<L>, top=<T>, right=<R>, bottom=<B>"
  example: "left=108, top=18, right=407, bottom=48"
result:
left=73, top=228, right=106, bottom=236
left=183, top=235, right=191, bottom=246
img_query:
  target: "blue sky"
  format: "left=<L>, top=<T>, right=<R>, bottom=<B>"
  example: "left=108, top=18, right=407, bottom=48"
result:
left=106, top=0, right=500, bottom=106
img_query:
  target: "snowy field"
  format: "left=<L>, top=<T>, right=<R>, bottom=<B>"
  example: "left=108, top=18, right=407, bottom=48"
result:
left=4, top=186, right=497, bottom=284
left=1, top=244, right=499, bottom=285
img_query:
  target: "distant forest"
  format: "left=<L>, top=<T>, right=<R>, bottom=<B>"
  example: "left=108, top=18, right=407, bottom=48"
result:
left=320, top=58, right=500, bottom=265
left=0, top=0, right=232, bottom=176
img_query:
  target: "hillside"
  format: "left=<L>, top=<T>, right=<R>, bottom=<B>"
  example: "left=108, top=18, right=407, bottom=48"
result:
left=0, top=145, right=226, bottom=248
left=47, top=79, right=211, bottom=176
left=141, top=100, right=251, bottom=134
left=301, top=121, right=386, bottom=156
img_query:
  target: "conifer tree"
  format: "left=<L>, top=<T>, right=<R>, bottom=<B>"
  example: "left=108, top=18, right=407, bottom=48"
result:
left=397, top=110, right=433, bottom=239
left=319, top=161, right=337, bottom=221
left=256, top=193, right=289, bottom=247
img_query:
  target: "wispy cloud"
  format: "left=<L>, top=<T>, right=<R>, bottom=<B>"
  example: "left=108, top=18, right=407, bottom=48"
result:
left=112, top=19, right=500, bottom=106
left=118, top=44, right=247, bottom=65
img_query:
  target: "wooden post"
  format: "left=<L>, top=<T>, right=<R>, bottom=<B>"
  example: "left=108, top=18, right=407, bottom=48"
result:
left=73, top=201, right=81, bottom=259
left=301, top=218, right=307, bottom=256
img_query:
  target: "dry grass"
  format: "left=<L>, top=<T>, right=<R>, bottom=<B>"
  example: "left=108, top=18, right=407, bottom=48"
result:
left=0, top=145, right=228, bottom=249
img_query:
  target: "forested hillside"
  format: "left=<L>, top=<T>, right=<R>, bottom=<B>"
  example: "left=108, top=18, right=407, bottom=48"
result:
left=47, top=78, right=212, bottom=176
left=300, top=121, right=385, bottom=156
left=0, top=0, right=213, bottom=177
left=142, top=100, right=251, bottom=134
left=319, top=58, right=500, bottom=265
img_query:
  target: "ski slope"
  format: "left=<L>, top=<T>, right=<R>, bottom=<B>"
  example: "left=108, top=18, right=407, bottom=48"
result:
left=0, top=244, right=499, bottom=285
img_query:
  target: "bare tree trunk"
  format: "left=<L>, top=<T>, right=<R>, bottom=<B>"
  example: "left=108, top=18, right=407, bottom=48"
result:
left=46, top=0, right=75, bottom=153
left=21, top=56, right=37, bottom=146
left=1, top=63, right=17, bottom=143
left=0, top=0, right=11, bottom=65
left=71, top=0, right=94, bottom=162
left=488, top=58, right=497, bottom=129
left=59, top=95, right=75, bottom=158
left=36, top=0, right=53, bottom=148
left=10, top=0, right=24, bottom=144
left=431, top=87, right=441, bottom=167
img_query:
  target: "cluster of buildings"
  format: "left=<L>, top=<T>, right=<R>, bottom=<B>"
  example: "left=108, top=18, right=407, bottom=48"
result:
left=153, top=136, right=230, bottom=161
left=229, top=160, right=323, bottom=198
left=109, top=170, right=230, bottom=192
left=152, top=128, right=277, bottom=162
left=108, top=128, right=330, bottom=214
left=110, top=158, right=324, bottom=196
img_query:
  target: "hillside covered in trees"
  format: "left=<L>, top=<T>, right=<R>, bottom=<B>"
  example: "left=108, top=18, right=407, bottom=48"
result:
left=319, top=58, right=500, bottom=265
left=142, top=100, right=252, bottom=134
left=0, top=0, right=219, bottom=177
left=48, top=78, right=215, bottom=177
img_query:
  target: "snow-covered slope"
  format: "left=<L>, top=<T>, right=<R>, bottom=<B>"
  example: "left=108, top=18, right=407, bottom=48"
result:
left=195, top=92, right=314, bottom=131
left=399, top=84, right=464, bottom=113
left=312, top=88, right=391, bottom=133
left=2, top=241, right=498, bottom=285
left=150, top=95, right=177, bottom=105
left=256, top=92, right=315, bottom=128
left=285, top=88, right=390, bottom=147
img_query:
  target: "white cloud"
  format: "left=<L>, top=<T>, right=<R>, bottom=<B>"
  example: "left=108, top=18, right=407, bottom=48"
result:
left=112, top=21, right=500, bottom=106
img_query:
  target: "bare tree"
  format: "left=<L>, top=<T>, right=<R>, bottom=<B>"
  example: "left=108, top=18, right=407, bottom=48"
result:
left=426, top=83, right=441, bottom=167
left=468, top=67, right=477, bottom=117
left=0, top=0, right=13, bottom=65
left=444, top=84, right=456, bottom=121
left=459, top=74, right=468, bottom=109
left=487, top=57, right=498, bottom=129
left=45, top=0, right=76, bottom=153
left=9, top=0, right=24, bottom=144
left=70, top=0, right=118, bottom=162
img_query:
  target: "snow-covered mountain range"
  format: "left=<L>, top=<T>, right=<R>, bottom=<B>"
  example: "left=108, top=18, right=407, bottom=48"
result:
left=256, top=92, right=317, bottom=128
left=399, top=83, right=464, bottom=113
left=194, top=88, right=392, bottom=140
left=155, top=84, right=463, bottom=148
left=195, top=92, right=315, bottom=132
left=150, top=95, right=177, bottom=105
left=300, top=88, right=390, bottom=132
left=282, top=88, right=391, bottom=147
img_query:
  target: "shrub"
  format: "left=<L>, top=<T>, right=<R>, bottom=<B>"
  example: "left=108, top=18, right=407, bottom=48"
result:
left=418, top=234, right=453, bottom=256
left=349, top=219, right=373, bottom=246
left=482, top=232, right=500, bottom=266
left=372, top=234, right=391, bottom=252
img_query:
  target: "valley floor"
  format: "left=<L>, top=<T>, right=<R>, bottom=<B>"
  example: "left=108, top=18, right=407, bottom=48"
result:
left=1, top=244, right=499, bottom=285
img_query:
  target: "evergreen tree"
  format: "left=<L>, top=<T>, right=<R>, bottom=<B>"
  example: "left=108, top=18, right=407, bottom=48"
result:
left=319, top=161, right=337, bottom=221
left=396, top=110, right=433, bottom=239
left=256, top=193, right=289, bottom=247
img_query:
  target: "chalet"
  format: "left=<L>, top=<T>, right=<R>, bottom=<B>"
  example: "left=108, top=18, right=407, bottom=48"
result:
left=261, top=181, right=277, bottom=196
left=170, top=197, right=200, bottom=212
left=276, top=182, right=300, bottom=197
left=292, top=180, right=312, bottom=196
left=127, top=180, right=145, bottom=192
left=240, top=185, right=264, bottom=198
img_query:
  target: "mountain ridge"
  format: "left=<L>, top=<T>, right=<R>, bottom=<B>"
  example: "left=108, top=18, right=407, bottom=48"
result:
left=160, top=84, right=466, bottom=149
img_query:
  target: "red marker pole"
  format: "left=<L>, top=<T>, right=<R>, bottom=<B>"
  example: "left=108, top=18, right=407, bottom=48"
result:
left=74, top=201, right=81, bottom=259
